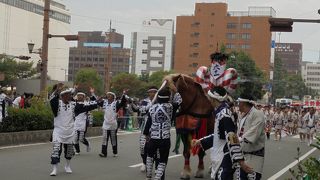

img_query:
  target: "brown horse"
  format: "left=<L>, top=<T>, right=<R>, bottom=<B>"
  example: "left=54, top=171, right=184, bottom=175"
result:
left=163, top=74, right=215, bottom=179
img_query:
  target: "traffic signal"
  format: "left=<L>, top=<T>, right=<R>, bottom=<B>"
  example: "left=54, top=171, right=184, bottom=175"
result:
left=18, top=56, right=31, bottom=60
left=269, top=18, right=293, bottom=32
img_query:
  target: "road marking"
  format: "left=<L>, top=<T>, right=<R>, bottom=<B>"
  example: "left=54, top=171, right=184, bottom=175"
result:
left=267, top=147, right=317, bottom=180
left=0, top=130, right=140, bottom=150
left=129, top=154, right=182, bottom=168
left=292, top=135, right=300, bottom=139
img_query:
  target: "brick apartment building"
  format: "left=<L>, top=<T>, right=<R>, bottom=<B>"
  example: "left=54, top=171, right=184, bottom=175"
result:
left=68, top=30, right=130, bottom=87
left=174, top=3, right=275, bottom=76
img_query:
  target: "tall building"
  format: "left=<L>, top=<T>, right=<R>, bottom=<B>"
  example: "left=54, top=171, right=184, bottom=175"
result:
left=275, top=43, right=302, bottom=74
left=0, top=0, right=71, bottom=81
left=131, top=19, right=174, bottom=75
left=174, top=3, right=275, bottom=76
left=301, top=62, right=320, bottom=91
left=68, top=30, right=130, bottom=87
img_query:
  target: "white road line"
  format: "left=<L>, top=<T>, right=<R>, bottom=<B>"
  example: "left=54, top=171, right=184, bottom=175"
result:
left=0, top=130, right=140, bottom=150
left=292, top=135, right=300, bottom=139
left=267, top=147, right=317, bottom=180
left=129, top=154, right=182, bottom=168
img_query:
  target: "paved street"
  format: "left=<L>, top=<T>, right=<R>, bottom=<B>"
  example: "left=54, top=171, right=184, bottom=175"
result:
left=0, top=130, right=318, bottom=180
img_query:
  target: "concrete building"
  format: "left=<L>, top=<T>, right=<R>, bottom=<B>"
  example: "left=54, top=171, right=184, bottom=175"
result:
left=275, top=43, right=302, bottom=74
left=68, top=31, right=130, bottom=85
left=301, top=61, right=320, bottom=91
left=131, top=19, right=174, bottom=75
left=0, top=0, right=71, bottom=81
left=174, top=3, right=275, bottom=76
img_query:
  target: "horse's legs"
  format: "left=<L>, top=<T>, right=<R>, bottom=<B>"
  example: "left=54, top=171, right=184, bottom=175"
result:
left=195, top=148, right=205, bottom=178
left=180, top=133, right=191, bottom=180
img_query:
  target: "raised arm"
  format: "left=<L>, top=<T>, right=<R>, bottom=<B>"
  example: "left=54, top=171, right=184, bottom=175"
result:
left=75, top=101, right=99, bottom=116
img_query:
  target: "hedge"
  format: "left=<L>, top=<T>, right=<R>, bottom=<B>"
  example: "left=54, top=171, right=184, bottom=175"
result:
left=0, top=98, right=105, bottom=133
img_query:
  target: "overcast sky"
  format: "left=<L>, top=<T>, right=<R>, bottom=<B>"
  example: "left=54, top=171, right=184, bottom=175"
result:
left=61, top=0, right=320, bottom=62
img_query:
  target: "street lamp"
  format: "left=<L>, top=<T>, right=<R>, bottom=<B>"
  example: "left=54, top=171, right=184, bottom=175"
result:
left=27, top=42, right=41, bottom=54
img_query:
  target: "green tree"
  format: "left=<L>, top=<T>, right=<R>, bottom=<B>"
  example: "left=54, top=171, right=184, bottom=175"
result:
left=273, top=55, right=287, bottom=99
left=0, top=56, right=36, bottom=86
left=111, top=73, right=148, bottom=98
left=273, top=55, right=313, bottom=100
left=74, top=68, right=104, bottom=95
left=227, top=51, right=266, bottom=100
left=148, top=70, right=174, bottom=87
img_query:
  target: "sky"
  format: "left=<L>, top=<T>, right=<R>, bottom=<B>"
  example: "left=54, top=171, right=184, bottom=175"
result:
left=61, top=0, right=320, bottom=62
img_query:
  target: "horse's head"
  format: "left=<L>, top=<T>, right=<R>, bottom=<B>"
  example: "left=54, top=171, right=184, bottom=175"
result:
left=162, top=74, right=214, bottom=117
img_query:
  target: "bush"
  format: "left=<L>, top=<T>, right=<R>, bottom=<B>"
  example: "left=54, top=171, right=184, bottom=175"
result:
left=92, top=110, right=104, bottom=127
left=0, top=97, right=106, bottom=133
left=289, top=136, right=320, bottom=180
left=0, top=98, right=54, bottom=132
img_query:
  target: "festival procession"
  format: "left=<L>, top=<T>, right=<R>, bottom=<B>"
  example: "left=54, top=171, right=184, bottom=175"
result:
left=0, top=0, right=320, bottom=180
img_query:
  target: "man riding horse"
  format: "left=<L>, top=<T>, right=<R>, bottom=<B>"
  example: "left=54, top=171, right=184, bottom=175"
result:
left=163, top=51, right=238, bottom=179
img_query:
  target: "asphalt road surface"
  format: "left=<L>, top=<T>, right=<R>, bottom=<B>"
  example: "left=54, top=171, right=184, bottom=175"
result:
left=0, top=130, right=318, bottom=180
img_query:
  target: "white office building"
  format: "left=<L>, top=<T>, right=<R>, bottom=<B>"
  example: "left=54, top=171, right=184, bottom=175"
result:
left=131, top=19, right=174, bottom=75
left=0, top=0, right=71, bottom=81
left=301, top=61, right=320, bottom=91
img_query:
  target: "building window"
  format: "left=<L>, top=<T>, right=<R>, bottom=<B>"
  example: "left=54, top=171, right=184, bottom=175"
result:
left=141, top=60, right=147, bottom=64
left=141, top=70, right=147, bottom=74
left=242, top=23, right=252, bottom=29
left=227, top=23, right=237, bottom=29
left=241, top=44, right=251, bottom=49
left=226, top=33, right=237, bottom=40
left=143, top=40, right=148, bottom=44
left=158, top=61, right=163, bottom=65
left=190, top=53, right=199, bottom=58
left=159, top=51, right=163, bottom=54
left=142, top=49, right=148, bottom=54
left=191, top=22, right=200, bottom=27
left=226, top=43, right=236, bottom=49
left=159, top=40, right=164, bottom=44
left=211, top=24, right=214, bottom=27
left=241, top=33, right=251, bottom=40
left=74, top=57, right=79, bottom=61
left=191, top=32, right=200, bottom=37
left=191, top=43, right=199, bottom=48
left=99, top=58, right=104, bottom=62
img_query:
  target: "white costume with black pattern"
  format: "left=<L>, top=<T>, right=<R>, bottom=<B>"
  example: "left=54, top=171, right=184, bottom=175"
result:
left=199, top=102, right=244, bottom=180
left=144, top=93, right=182, bottom=180
left=97, top=95, right=126, bottom=157
left=74, top=101, right=95, bottom=153
left=49, top=92, right=98, bottom=164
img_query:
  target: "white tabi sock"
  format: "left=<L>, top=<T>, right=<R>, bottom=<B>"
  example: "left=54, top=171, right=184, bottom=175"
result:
left=50, top=164, right=58, bottom=176
left=65, top=160, right=72, bottom=174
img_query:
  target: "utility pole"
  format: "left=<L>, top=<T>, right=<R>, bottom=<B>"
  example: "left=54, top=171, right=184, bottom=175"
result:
left=105, top=20, right=112, bottom=92
left=40, top=0, right=50, bottom=93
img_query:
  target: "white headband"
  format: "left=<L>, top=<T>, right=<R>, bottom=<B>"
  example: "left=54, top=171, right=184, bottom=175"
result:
left=237, top=98, right=255, bottom=104
left=158, top=95, right=170, bottom=99
left=106, top=92, right=116, bottom=98
left=76, top=92, right=86, bottom=96
left=60, top=88, right=73, bottom=95
left=208, top=90, right=227, bottom=102
left=148, top=89, right=158, bottom=92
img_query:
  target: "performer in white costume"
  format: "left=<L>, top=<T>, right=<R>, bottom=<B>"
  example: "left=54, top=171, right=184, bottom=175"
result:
left=49, top=84, right=99, bottom=176
left=237, top=94, right=266, bottom=180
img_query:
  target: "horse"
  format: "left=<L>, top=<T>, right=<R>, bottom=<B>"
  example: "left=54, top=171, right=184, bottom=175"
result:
left=161, top=73, right=215, bottom=179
